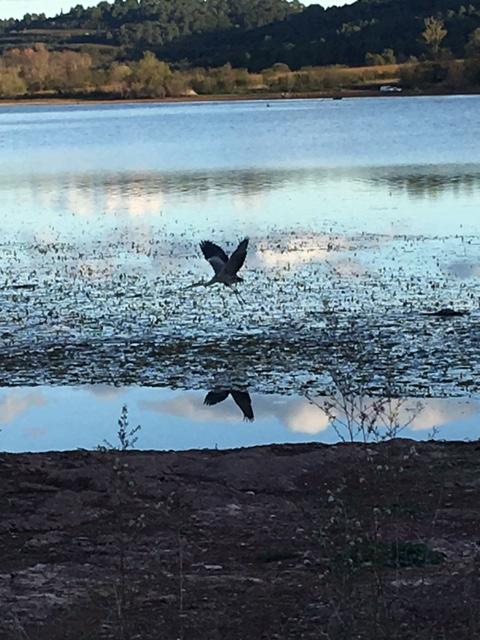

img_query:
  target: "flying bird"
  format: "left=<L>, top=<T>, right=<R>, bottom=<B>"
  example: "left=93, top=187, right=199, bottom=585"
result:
left=186, top=238, right=249, bottom=305
left=203, top=389, right=254, bottom=422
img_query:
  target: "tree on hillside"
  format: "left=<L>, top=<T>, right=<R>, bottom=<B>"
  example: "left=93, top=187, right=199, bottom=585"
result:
left=50, top=50, right=92, bottom=90
left=129, top=51, right=171, bottom=97
left=365, top=48, right=396, bottom=66
left=465, top=27, right=480, bottom=83
left=108, top=61, right=132, bottom=95
left=1, top=0, right=480, bottom=72
left=0, top=68, right=27, bottom=97
left=2, top=44, right=93, bottom=93
left=3, top=44, right=50, bottom=91
left=465, top=26, right=480, bottom=57
left=422, top=16, right=448, bottom=59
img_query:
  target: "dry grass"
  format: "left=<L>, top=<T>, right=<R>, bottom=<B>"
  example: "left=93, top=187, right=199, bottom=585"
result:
left=19, top=28, right=92, bottom=36
left=261, top=61, right=414, bottom=93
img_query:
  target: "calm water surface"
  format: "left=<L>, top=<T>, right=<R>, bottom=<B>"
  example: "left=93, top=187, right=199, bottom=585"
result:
left=0, top=386, right=479, bottom=453
left=1, top=96, right=480, bottom=450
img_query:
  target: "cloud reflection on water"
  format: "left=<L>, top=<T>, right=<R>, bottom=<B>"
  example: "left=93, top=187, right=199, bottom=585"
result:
left=0, top=390, right=46, bottom=424
left=0, top=386, right=478, bottom=452
left=408, top=398, right=480, bottom=432
left=141, top=391, right=330, bottom=434
left=140, top=390, right=478, bottom=436
left=2, top=164, right=480, bottom=242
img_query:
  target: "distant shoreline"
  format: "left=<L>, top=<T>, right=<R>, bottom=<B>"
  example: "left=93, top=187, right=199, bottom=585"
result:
left=1, top=87, right=480, bottom=107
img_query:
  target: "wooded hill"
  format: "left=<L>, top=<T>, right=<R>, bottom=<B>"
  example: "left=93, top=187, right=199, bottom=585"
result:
left=0, top=0, right=479, bottom=70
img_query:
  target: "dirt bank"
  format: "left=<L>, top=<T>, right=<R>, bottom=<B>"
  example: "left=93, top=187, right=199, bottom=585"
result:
left=1, top=440, right=479, bottom=639
left=1, top=88, right=480, bottom=107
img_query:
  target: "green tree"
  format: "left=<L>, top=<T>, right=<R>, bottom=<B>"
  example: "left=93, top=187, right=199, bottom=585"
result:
left=422, top=16, right=447, bottom=59
left=381, top=48, right=396, bottom=65
left=109, top=61, right=132, bottom=94
left=365, top=49, right=396, bottom=66
left=465, top=27, right=480, bottom=58
left=0, top=68, right=27, bottom=97
left=129, top=51, right=171, bottom=97
left=465, top=28, right=480, bottom=85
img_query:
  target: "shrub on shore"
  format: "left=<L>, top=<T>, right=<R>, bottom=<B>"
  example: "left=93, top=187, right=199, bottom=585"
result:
left=0, top=41, right=480, bottom=100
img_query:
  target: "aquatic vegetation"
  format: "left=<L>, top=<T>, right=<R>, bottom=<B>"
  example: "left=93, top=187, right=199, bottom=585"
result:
left=0, top=228, right=478, bottom=396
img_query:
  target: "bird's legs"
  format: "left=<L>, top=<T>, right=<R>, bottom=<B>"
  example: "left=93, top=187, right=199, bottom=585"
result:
left=183, top=280, right=207, bottom=290
left=184, top=278, right=245, bottom=307
left=229, top=286, right=245, bottom=307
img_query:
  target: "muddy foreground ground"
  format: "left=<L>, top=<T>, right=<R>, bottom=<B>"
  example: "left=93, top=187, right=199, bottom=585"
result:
left=1, top=439, right=479, bottom=639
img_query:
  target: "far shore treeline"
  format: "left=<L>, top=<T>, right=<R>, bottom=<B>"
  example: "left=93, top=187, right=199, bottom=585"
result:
left=0, top=0, right=479, bottom=99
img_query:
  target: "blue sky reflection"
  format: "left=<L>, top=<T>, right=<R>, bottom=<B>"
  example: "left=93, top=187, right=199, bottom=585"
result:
left=0, top=386, right=478, bottom=453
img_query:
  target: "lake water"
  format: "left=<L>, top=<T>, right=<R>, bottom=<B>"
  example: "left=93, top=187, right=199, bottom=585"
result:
left=1, top=95, right=480, bottom=450
left=1, top=386, right=479, bottom=453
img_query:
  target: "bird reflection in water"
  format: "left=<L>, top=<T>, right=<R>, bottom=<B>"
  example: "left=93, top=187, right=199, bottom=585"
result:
left=203, top=389, right=254, bottom=422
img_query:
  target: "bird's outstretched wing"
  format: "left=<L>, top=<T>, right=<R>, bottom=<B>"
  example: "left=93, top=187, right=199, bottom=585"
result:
left=225, top=238, right=249, bottom=276
left=200, top=241, right=228, bottom=274
left=231, top=390, right=254, bottom=422
left=203, top=390, right=230, bottom=406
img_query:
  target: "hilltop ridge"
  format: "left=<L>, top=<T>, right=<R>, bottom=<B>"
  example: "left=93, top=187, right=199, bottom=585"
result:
left=0, top=0, right=479, bottom=69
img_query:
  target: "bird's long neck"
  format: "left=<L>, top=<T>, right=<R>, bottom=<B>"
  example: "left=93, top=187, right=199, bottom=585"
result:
left=185, top=276, right=217, bottom=290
